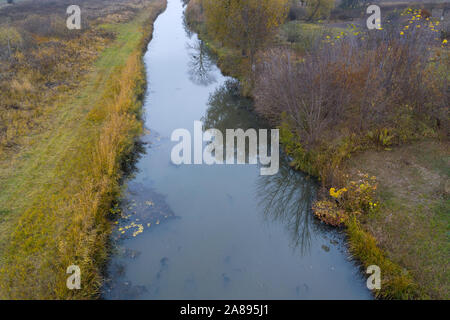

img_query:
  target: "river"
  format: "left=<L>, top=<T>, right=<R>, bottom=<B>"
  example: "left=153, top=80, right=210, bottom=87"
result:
left=102, top=0, right=372, bottom=300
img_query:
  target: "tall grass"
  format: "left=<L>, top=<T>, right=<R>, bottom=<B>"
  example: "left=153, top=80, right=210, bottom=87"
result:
left=0, top=0, right=167, bottom=299
left=346, top=217, right=424, bottom=299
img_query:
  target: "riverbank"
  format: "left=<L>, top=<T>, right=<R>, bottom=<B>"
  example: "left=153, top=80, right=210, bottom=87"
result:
left=0, top=0, right=167, bottom=299
left=184, top=1, right=449, bottom=299
left=345, top=140, right=449, bottom=299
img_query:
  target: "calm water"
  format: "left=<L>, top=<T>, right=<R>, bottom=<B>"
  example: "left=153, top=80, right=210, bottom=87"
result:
left=103, top=0, right=372, bottom=300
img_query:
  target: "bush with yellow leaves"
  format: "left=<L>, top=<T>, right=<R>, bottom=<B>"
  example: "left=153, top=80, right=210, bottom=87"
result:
left=313, top=200, right=346, bottom=226
left=313, top=172, right=378, bottom=226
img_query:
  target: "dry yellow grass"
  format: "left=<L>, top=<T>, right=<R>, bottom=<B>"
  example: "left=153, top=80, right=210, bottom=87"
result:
left=0, top=0, right=166, bottom=299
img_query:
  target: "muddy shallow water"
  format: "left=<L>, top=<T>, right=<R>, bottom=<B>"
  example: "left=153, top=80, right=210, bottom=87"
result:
left=102, top=0, right=372, bottom=300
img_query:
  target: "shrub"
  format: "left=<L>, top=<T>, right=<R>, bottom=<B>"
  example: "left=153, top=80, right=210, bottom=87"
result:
left=281, top=22, right=326, bottom=50
left=313, top=172, right=378, bottom=226
left=283, top=21, right=303, bottom=43
left=0, top=26, right=23, bottom=58
left=184, top=0, right=204, bottom=30
left=306, top=0, right=335, bottom=21
left=288, top=1, right=307, bottom=21
left=255, top=16, right=449, bottom=184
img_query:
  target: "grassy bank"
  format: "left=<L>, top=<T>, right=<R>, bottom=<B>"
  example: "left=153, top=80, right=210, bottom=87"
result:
left=0, top=0, right=167, bottom=299
left=345, top=140, right=449, bottom=299
left=185, top=1, right=449, bottom=299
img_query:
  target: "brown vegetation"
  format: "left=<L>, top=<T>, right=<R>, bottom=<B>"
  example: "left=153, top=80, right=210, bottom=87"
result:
left=0, top=0, right=167, bottom=299
left=186, top=1, right=449, bottom=299
left=255, top=16, right=448, bottom=186
left=0, top=0, right=154, bottom=154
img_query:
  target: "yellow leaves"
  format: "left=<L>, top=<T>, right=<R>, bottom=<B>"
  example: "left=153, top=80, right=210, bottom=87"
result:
left=119, top=220, right=145, bottom=237
left=318, top=172, right=379, bottom=226
left=132, top=224, right=144, bottom=237
left=313, top=200, right=348, bottom=227
left=329, top=187, right=347, bottom=199
left=203, top=0, right=289, bottom=56
left=329, top=188, right=335, bottom=196
left=368, top=201, right=378, bottom=209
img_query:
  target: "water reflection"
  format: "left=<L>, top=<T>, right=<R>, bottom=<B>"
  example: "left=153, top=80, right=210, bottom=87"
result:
left=203, top=80, right=319, bottom=255
left=187, top=39, right=216, bottom=86
left=203, top=80, right=260, bottom=131
left=257, top=157, right=318, bottom=255
left=201, top=81, right=258, bottom=164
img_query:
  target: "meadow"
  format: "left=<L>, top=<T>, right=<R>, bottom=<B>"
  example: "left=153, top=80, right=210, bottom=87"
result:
left=0, top=0, right=166, bottom=299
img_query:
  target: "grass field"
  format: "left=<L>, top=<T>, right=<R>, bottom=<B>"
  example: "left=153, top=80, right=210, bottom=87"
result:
left=346, top=140, right=449, bottom=299
left=0, top=0, right=166, bottom=299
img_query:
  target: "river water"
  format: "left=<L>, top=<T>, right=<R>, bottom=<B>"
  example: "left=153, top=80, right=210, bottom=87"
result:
left=103, top=0, right=371, bottom=300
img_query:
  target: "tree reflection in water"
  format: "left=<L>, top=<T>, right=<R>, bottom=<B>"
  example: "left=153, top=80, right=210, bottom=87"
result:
left=187, top=39, right=217, bottom=86
left=257, top=157, right=319, bottom=256
left=204, top=80, right=321, bottom=255
left=203, top=80, right=260, bottom=131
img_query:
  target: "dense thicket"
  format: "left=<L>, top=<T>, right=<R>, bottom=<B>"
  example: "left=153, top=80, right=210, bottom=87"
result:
left=254, top=16, right=448, bottom=184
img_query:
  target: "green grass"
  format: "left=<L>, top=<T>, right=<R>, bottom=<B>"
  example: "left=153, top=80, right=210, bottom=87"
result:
left=0, top=0, right=167, bottom=299
left=347, top=140, right=450, bottom=299
left=346, top=217, right=422, bottom=299
left=0, top=15, right=145, bottom=242
left=278, top=20, right=347, bottom=52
